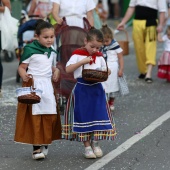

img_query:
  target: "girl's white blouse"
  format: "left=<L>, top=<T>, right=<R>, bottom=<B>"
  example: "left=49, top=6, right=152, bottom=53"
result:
left=66, top=54, right=107, bottom=79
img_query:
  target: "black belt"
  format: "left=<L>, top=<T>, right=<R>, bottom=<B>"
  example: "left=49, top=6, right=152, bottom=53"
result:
left=135, top=6, right=157, bottom=26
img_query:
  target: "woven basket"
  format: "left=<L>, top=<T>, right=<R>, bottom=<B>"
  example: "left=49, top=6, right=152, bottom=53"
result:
left=116, top=29, right=129, bottom=56
left=16, top=75, right=42, bottom=104
left=82, top=59, right=108, bottom=83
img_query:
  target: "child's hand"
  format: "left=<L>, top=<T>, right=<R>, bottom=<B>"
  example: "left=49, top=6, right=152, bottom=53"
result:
left=21, top=74, right=30, bottom=82
left=108, top=68, right=111, bottom=75
left=81, top=57, right=93, bottom=65
left=118, top=69, right=123, bottom=77
left=52, top=68, right=60, bottom=82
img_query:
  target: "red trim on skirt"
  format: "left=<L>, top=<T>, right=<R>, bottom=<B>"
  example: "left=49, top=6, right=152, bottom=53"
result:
left=157, top=65, right=170, bottom=81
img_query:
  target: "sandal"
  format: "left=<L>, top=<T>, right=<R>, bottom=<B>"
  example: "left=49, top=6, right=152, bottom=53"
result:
left=145, top=78, right=153, bottom=83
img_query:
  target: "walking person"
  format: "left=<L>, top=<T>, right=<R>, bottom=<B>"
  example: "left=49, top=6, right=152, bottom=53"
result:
left=14, top=20, right=61, bottom=160
left=51, top=0, right=95, bottom=28
left=62, top=28, right=117, bottom=159
left=101, top=24, right=124, bottom=111
left=117, top=0, right=167, bottom=83
left=0, top=0, right=11, bottom=97
left=157, top=26, right=170, bottom=82
left=28, top=0, right=52, bottom=19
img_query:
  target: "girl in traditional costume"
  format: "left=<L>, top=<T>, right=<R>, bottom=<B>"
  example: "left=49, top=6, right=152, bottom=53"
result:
left=157, top=26, right=170, bottom=82
left=62, top=28, right=117, bottom=159
left=14, top=20, right=61, bottom=160
left=101, top=24, right=124, bottom=111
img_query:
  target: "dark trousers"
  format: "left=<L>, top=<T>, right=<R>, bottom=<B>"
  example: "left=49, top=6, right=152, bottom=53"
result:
left=0, top=31, right=3, bottom=89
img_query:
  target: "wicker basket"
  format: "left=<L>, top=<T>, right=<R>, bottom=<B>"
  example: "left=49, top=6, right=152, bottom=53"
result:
left=16, top=75, right=42, bottom=104
left=116, top=29, right=129, bottom=56
left=82, top=60, right=108, bottom=83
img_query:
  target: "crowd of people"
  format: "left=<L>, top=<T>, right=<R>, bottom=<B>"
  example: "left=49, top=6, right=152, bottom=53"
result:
left=0, top=0, right=169, bottom=162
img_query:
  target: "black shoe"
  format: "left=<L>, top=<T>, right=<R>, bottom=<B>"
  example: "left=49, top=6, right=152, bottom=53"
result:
left=145, top=78, right=153, bottom=83
left=138, top=74, right=146, bottom=79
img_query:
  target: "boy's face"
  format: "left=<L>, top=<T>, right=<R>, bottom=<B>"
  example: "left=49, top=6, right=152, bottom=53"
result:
left=36, top=28, right=55, bottom=48
left=84, top=39, right=103, bottom=55
left=104, top=38, right=112, bottom=46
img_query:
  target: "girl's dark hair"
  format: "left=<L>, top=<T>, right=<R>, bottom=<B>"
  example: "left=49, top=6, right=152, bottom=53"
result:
left=86, top=28, right=104, bottom=43
left=101, top=24, right=113, bottom=39
left=35, top=19, right=54, bottom=35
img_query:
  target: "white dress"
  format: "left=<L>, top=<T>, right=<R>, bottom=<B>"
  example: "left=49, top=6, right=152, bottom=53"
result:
left=102, top=41, right=123, bottom=94
left=23, top=52, right=57, bottom=115
left=51, top=0, right=95, bottom=28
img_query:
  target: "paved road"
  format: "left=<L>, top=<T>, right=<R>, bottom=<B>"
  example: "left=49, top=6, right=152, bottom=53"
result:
left=0, top=22, right=170, bottom=170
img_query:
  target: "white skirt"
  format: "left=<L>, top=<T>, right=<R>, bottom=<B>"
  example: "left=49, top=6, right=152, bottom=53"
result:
left=32, top=77, right=57, bottom=115
left=102, top=62, right=119, bottom=93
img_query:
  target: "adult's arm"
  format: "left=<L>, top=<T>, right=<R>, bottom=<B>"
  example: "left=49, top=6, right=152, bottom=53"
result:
left=157, top=12, right=166, bottom=33
left=0, top=0, right=11, bottom=12
left=86, top=10, right=94, bottom=27
left=51, top=2, right=63, bottom=24
left=28, top=0, right=37, bottom=16
left=117, top=7, right=135, bottom=30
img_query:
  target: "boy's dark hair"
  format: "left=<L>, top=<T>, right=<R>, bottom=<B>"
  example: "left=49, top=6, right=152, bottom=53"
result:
left=35, top=19, right=54, bottom=35
left=86, top=28, right=104, bottom=43
left=101, top=24, right=113, bottom=39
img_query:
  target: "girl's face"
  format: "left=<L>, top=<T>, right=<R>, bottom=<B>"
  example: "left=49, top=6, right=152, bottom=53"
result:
left=36, top=28, right=55, bottom=48
left=104, top=38, right=112, bottom=46
left=84, top=39, right=103, bottom=55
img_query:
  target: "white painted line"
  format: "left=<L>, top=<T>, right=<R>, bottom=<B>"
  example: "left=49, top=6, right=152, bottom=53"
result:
left=85, top=110, right=170, bottom=170
left=3, top=77, right=16, bottom=83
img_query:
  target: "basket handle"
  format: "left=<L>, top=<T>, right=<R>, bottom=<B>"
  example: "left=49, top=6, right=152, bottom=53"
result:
left=22, top=74, right=34, bottom=88
left=114, top=29, right=129, bottom=42
left=82, top=56, right=108, bottom=73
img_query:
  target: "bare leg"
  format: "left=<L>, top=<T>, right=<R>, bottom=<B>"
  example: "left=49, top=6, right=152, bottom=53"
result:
left=145, top=64, right=153, bottom=83
left=114, top=3, right=120, bottom=18
left=83, top=140, right=91, bottom=147
left=146, top=64, right=153, bottom=78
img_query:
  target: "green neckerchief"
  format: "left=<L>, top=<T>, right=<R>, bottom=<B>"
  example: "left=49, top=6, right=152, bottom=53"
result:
left=20, top=40, right=57, bottom=64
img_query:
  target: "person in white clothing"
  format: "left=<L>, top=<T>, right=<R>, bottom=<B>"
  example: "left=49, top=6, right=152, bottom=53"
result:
left=14, top=20, right=61, bottom=160
left=28, top=0, right=52, bottom=19
left=101, top=24, right=124, bottom=111
left=51, top=0, right=95, bottom=28
left=0, top=0, right=11, bottom=97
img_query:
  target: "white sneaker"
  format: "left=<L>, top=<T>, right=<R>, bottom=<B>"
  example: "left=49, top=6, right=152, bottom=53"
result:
left=91, top=141, right=103, bottom=157
left=41, top=146, right=48, bottom=156
left=32, top=152, right=45, bottom=160
left=84, top=146, right=96, bottom=159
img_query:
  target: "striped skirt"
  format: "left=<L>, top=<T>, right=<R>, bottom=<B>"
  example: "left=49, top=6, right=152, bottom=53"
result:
left=62, top=78, right=117, bottom=142
left=157, top=51, right=170, bottom=81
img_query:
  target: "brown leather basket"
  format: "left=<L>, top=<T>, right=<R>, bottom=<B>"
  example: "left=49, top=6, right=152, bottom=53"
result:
left=16, top=75, right=42, bottom=104
left=82, top=60, right=108, bottom=83
left=116, top=29, right=129, bottom=56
